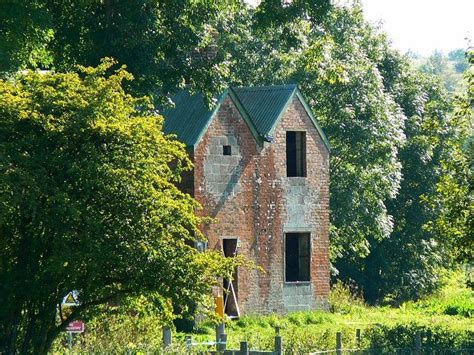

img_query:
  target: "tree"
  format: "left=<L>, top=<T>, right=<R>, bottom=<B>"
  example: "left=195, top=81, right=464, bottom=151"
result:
left=225, top=4, right=462, bottom=303
left=448, top=49, right=470, bottom=73
left=420, top=50, right=464, bottom=92
left=426, top=49, right=474, bottom=264
left=0, top=1, right=53, bottom=72
left=227, top=5, right=406, bottom=268
left=0, top=60, right=235, bottom=354
left=360, top=50, right=453, bottom=303
left=0, top=0, right=243, bottom=99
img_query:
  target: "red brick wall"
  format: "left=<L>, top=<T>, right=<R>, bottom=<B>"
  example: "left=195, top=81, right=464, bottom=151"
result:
left=189, top=95, right=330, bottom=314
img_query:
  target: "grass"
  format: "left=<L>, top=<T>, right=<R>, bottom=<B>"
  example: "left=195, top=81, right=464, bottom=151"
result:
left=52, top=270, right=474, bottom=353
left=182, top=272, right=474, bottom=352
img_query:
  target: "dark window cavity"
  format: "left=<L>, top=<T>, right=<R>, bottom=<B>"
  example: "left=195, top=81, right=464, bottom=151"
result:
left=285, top=233, right=310, bottom=282
left=223, top=145, right=232, bottom=156
left=222, top=238, right=239, bottom=317
left=286, top=131, right=306, bottom=177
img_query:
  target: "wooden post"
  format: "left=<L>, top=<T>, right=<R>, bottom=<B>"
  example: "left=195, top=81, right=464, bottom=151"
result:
left=274, top=334, right=282, bottom=355
left=185, top=335, right=192, bottom=351
left=336, top=332, right=342, bottom=355
left=240, top=341, right=249, bottom=355
left=356, top=328, right=361, bottom=349
left=415, top=331, right=422, bottom=355
left=215, top=296, right=225, bottom=318
left=162, top=327, right=172, bottom=349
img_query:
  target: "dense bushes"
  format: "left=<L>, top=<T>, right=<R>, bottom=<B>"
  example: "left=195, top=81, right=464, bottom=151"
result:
left=365, top=323, right=473, bottom=352
left=405, top=269, right=474, bottom=318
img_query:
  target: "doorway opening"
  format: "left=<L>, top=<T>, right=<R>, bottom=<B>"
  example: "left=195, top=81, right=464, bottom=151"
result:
left=222, top=238, right=240, bottom=318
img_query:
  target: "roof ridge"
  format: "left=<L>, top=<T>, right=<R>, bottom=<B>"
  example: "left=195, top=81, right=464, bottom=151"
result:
left=232, top=84, right=297, bottom=91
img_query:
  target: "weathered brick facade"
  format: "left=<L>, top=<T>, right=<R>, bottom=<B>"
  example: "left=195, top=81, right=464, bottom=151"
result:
left=183, top=93, right=330, bottom=314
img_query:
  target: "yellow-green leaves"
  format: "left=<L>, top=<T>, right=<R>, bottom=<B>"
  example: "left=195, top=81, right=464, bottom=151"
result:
left=0, top=61, right=235, bottom=354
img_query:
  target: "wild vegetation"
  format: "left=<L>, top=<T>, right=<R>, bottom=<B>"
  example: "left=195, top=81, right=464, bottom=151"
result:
left=51, top=270, right=473, bottom=353
left=0, top=0, right=472, bottom=353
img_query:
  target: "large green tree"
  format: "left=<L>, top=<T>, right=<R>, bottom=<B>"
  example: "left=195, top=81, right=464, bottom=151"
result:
left=0, top=60, right=234, bottom=354
left=426, top=49, right=473, bottom=264
left=0, top=0, right=243, bottom=98
left=227, top=6, right=406, bottom=271
left=225, top=5, right=463, bottom=302
left=358, top=50, right=453, bottom=302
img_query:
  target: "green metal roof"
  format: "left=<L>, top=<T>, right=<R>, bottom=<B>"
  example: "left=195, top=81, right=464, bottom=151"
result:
left=161, top=84, right=330, bottom=150
left=161, top=90, right=225, bottom=146
left=230, top=85, right=296, bottom=138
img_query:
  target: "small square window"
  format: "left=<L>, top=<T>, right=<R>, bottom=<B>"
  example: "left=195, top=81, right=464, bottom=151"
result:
left=223, top=145, right=232, bottom=156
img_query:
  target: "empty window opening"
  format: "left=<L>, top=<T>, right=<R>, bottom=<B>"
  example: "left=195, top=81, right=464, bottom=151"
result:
left=286, top=131, right=306, bottom=177
left=222, top=238, right=240, bottom=318
left=223, top=145, right=232, bottom=156
left=285, top=233, right=310, bottom=282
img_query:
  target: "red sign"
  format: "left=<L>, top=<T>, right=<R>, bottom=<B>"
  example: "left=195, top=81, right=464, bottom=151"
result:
left=66, top=320, right=85, bottom=333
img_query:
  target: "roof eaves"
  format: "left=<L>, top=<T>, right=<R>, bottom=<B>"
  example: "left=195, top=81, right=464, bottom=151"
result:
left=228, top=88, right=264, bottom=145
left=192, top=90, right=229, bottom=150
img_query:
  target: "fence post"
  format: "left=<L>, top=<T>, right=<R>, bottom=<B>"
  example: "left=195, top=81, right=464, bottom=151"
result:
left=415, top=331, right=422, bottom=355
left=220, top=333, right=227, bottom=351
left=336, top=332, right=342, bottom=355
left=215, top=323, right=225, bottom=352
left=274, top=335, right=282, bottom=355
left=185, top=335, right=192, bottom=351
left=216, top=323, right=225, bottom=343
left=356, top=328, right=361, bottom=349
left=240, top=341, right=249, bottom=355
left=162, top=327, right=172, bottom=349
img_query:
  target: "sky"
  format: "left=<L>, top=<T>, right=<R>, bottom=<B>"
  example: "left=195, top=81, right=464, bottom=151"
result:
left=245, top=0, right=474, bottom=56
left=360, top=0, right=473, bottom=56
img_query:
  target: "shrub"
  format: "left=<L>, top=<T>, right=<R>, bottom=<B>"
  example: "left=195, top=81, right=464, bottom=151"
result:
left=364, top=323, right=474, bottom=352
left=329, top=281, right=365, bottom=313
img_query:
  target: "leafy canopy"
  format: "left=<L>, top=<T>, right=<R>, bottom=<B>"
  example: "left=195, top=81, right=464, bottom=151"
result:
left=0, top=59, right=238, bottom=354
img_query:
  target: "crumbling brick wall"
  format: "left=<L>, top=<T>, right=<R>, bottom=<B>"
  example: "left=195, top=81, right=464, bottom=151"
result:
left=187, top=95, right=330, bottom=314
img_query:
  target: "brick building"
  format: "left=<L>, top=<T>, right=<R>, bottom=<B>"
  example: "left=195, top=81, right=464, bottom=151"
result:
left=162, top=85, right=330, bottom=316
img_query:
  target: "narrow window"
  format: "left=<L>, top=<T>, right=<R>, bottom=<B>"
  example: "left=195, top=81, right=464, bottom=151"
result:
left=285, top=233, right=310, bottom=282
left=286, top=131, right=306, bottom=177
left=223, top=145, right=232, bottom=156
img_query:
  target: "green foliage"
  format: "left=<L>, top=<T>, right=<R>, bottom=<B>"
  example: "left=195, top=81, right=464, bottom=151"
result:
left=0, top=60, right=242, bottom=354
left=52, top=277, right=473, bottom=353
left=448, top=49, right=470, bottom=73
left=0, top=1, right=54, bottom=72
left=52, top=309, right=163, bottom=353
left=416, top=49, right=469, bottom=92
left=329, top=281, right=365, bottom=314
left=0, top=0, right=244, bottom=99
left=407, top=270, right=474, bottom=318
left=349, top=50, right=454, bottom=303
left=365, top=323, right=473, bottom=352
left=425, top=49, right=474, bottom=264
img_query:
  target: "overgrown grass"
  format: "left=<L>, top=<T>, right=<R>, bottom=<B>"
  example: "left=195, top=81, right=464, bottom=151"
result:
left=404, top=269, right=473, bottom=318
left=52, top=270, right=473, bottom=353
